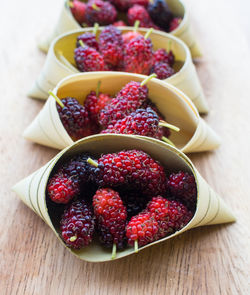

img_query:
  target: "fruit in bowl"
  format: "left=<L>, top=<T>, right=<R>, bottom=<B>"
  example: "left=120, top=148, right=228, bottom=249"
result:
left=46, top=147, right=196, bottom=258
left=68, top=0, right=182, bottom=33
left=25, top=72, right=218, bottom=151
left=38, top=0, right=202, bottom=59
left=49, top=74, right=179, bottom=146
left=73, top=25, right=176, bottom=79
left=32, top=25, right=207, bottom=112
left=13, top=135, right=235, bottom=262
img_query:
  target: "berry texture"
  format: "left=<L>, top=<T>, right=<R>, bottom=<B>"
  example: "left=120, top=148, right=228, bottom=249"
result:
left=127, top=5, right=149, bottom=26
left=74, top=46, right=105, bottom=72
left=167, top=171, right=197, bottom=211
left=124, top=35, right=154, bottom=75
left=84, top=91, right=113, bottom=123
left=99, top=97, right=142, bottom=127
left=62, top=154, right=95, bottom=185
left=99, top=25, right=122, bottom=46
left=148, top=0, right=173, bottom=31
left=122, top=31, right=142, bottom=44
left=141, top=99, right=171, bottom=138
left=169, top=17, right=182, bottom=32
left=126, top=196, right=192, bottom=248
left=47, top=153, right=97, bottom=205
left=152, top=62, right=175, bottom=80
left=76, top=33, right=99, bottom=50
left=70, top=0, right=86, bottom=25
left=153, top=48, right=175, bottom=67
left=147, top=196, right=192, bottom=238
left=132, top=0, right=149, bottom=7
left=126, top=212, right=158, bottom=246
left=90, top=150, right=167, bottom=196
left=101, top=107, right=161, bottom=139
left=108, top=0, right=131, bottom=11
left=60, top=200, right=95, bottom=249
left=56, top=97, right=92, bottom=141
left=167, top=200, right=193, bottom=230
left=99, top=25, right=124, bottom=67
left=85, top=0, right=117, bottom=26
left=47, top=173, right=80, bottom=204
left=99, top=81, right=148, bottom=127
left=116, top=80, right=148, bottom=101
left=109, top=0, right=149, bottom=11
left=127, top=5, right=158, bottom=29
left=93, top=188, right=127, bottom=249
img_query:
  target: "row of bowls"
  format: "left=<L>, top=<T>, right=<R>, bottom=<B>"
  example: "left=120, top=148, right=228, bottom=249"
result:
left=13, top=0, right=236, bottom=262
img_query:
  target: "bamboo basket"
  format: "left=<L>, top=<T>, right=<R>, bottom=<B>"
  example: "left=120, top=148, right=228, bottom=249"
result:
left=31, top=28, right=208, bottom=113
left=13, top=134, right=235, bottom=262
left=38, top=0, right=202, bottom=58
left=25, top=72, right=219, bottom=152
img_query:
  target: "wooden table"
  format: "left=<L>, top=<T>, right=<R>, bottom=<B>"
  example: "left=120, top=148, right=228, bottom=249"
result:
left=1, top=0, right=250, bottom=294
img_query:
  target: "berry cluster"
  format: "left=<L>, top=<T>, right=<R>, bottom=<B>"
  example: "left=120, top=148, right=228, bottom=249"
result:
left=74, top=25, right=176, bottom=79
left=93, top=188, right=127, bottom=252
left=101, top=107, right=161, bottom=138
left=47, top=149, right=196, bottom=258
left=99, top=80, right=149, bottom=127
left=168, top=171, right=197, bottom=212
left=60, top=199, right=95, bottom=249
left=69, top=0, right=182, bottom=33
left=88, top=150, right=167, bottom=196
left=126, top=196, right=193, bottom=249
left=56, top=97, right=93, bottom=141
left=52, top=76, right=177, bottom=144
left=47, top=153, right=96, bottom=204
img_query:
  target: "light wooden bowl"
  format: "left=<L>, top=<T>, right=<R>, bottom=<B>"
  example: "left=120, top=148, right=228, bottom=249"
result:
left=31, top=27, right=208, bottom=112
left=13, top=134, right=235, bottom=262
left=25, top=72, right=219, bottom=152
left=38, top=0, right=202, bottom=58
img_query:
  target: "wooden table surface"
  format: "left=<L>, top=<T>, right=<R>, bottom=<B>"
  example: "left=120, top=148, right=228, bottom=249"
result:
left=1, top=0, right=250, bottom=294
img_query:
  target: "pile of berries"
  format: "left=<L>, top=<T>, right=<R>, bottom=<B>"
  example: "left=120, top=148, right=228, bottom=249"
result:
left=52, top=75, right=179, bottom=144
left=74, top=25, right=176, bottom=79
left=69, top=0, right=182, bottom=33
left=46, top=149, right=197, bottom=258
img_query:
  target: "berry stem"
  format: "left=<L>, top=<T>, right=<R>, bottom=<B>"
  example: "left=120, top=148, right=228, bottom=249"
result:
left=79, top=40, right=85, bottom=48
left=162, top=136, right=176, bottom=147
left=92, top=3, right=100, bottom=11
left=144, top=28, right=154, bottom=40
left=134, top=20, right=140, bottom=32
left=93, top=23, right=99, bottom=36
left=87, top=157, right=99, bottom=167
left=96, top=81, right=101, bottom=97
left=48, top=91, right=65, bottom=108
left=134, top=240, right=139, bottom=253
left=140, top=73, right=157, bottom=86
left=111, top=243, right=117, bottom=259
left=159, top=120, right=180, bottom=132
left=69, top=236, right=77, bottom=242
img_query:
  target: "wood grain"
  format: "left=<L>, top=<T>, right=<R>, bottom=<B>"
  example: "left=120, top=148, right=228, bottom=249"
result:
left=0, top=0, right=250, bottom=294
